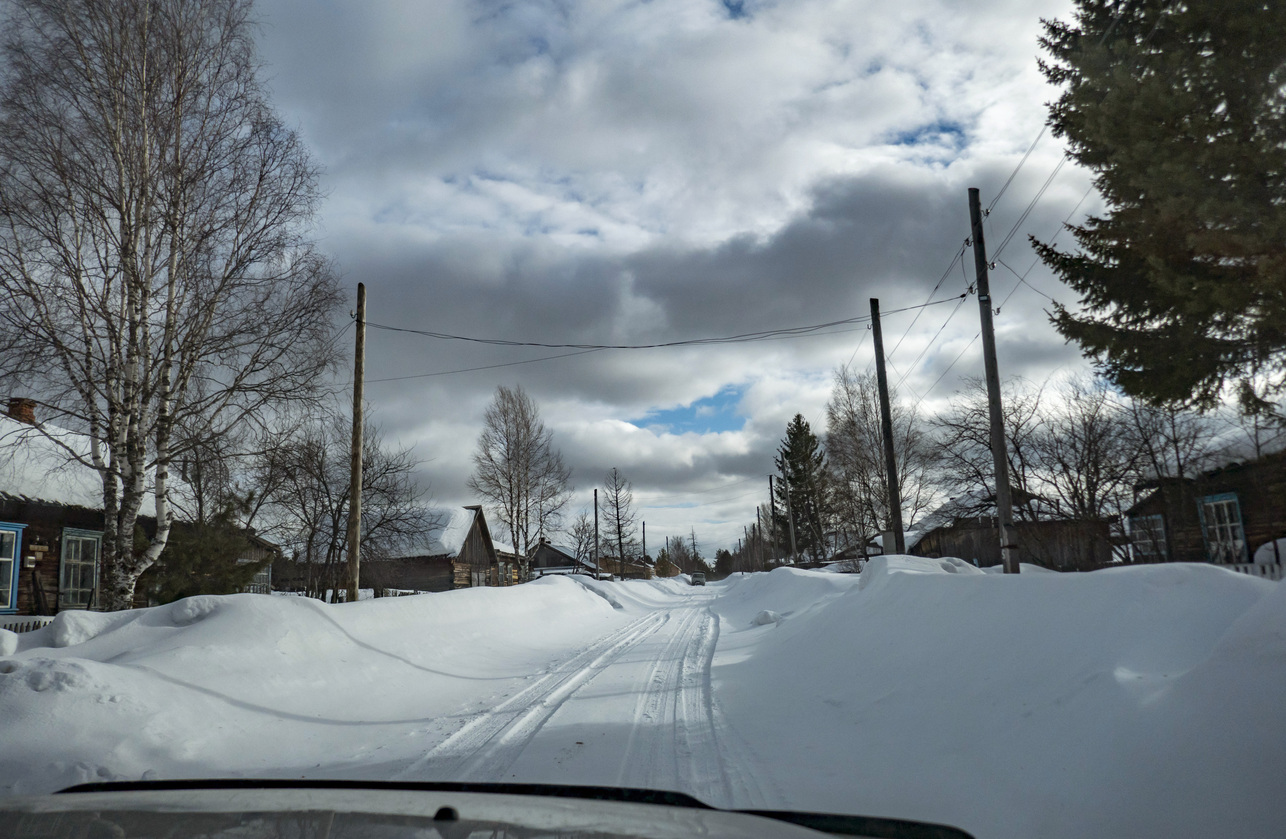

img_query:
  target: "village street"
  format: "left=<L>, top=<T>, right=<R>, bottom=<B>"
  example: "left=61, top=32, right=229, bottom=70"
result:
left=3, top=560, right=1285, bottom=839
left=392, top=584, right=748, bottom=806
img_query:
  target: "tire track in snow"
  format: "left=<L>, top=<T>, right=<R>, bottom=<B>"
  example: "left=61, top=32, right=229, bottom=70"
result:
left=615, top=605, right=704, bottom=789
left=611, top=601, right=739, bottom=809
left=674, top=607, right=735, bottom=808
left=396, top=610, right=668, bottom=781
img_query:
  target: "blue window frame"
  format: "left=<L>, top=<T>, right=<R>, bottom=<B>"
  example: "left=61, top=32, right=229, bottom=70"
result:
left=0, top=522, right=28, bottom=614
left=1197, top=492, right=1249, bottom=564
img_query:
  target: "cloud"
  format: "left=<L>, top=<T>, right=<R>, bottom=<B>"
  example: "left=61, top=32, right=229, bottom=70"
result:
left=252, top=0, right=1088, bottom=549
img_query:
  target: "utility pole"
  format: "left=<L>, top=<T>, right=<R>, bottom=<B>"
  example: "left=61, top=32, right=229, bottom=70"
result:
left=594, top=488, right=600, bottom=571
left=756, top=506, right=765, bottom=570
left=968, top=188, right=1019, bottom=574
left=345, top=283, right=366, bottom=603
left=869, top=298, right=906, bottom=554
left=782, top=470, right=798, bottom=564
left=642, top=521, right=647, bottom=564
left=768, top=476, right=779, bottom=566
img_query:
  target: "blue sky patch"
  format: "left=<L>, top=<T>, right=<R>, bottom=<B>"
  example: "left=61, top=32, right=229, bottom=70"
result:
left=721, top=1, right=749, bottom=20
left=890, top=120, right=966, bottom=149
left=633, top=385, right=746, bottom=434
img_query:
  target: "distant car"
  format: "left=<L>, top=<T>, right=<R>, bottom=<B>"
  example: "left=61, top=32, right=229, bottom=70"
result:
left=691, top=573, right=706, bottom=586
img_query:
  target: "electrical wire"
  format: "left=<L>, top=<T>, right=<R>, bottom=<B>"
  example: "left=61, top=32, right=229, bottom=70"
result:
left=366, top=348, right=603, bottom=383
left=362, top=296, right=963, bottom=351
left=887, top=243, right=968, bottom=361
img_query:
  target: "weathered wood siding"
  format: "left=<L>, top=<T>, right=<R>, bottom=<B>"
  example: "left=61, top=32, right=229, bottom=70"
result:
left=1, top=496, right=107, bottom=615
left=1130, top=452, right=1286, bottom=563
left=912, top=517, right=1112, bottom=571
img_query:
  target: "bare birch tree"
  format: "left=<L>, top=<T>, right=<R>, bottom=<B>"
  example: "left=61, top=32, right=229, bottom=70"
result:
left=468, top=385, right=572, bottom=564
left=826, top=365, right=940, bottom=547
left=0, top=0, right=341, bottom=609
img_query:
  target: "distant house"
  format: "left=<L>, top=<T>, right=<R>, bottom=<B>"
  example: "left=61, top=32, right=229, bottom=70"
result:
left=904, top=491, right=1113, bottom=572
left=1125, top=451, right=1286, bottom=578
left=364, top=505, right=508, bottom=594
left=596, top=555, right=654, bottom=580
left=528, top=538, right=603, bottom=578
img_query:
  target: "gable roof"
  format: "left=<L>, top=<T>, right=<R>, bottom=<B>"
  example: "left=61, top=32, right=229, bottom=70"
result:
left=397, top=505, right=503, bottom=561
left=0, top=413, right=181, bottom=518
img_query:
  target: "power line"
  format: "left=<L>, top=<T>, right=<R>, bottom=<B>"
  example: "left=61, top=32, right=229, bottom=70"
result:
left=912, top=332, right=980, bottom=413
left=990, top=155, right=1068, bottom=262
left=894, top=292, right=970, bottom=392
left=366, top=348, right=603, bottom=383
left=363, top=296, right=963, bottom=351
left=887, top=243, right=968, bottom=361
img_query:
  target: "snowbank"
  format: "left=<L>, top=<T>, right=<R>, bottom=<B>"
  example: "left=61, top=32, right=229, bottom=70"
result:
left=1, top=561, right=1282, bottom=839
left=711, top=560, right=1283, bottom=839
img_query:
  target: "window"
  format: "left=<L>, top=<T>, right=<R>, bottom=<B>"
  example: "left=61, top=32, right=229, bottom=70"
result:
left=239, top=559, right=272, bottom=595
left=1129, top=514, right=1168, bottom=561
left=59, top=529, right=101, bottom=609
left=0, top=524, right=25, bottom=613
left=1198, top=493, right=1249, bottom=565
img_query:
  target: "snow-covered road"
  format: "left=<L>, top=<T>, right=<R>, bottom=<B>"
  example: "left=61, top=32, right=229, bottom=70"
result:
left=398, top=593, right=729, bottom=797
left=3, top=558, right=1285, bottom=839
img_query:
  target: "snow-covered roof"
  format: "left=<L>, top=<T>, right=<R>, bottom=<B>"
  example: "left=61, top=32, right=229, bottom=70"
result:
left=0, top=414, right=175, bottom=518
left=396, top=506, right=487, bottom=559
left=431, top=507, right=478, bottom=556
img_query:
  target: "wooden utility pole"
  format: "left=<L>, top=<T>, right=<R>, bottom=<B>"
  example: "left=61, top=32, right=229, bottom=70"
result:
left=968, top=188, right=1019, bottom=574
left=869, top=298, right=906, bottom=554
left=642, top=521, right=647, bottom=564
left=345, top=282, right=366, bottom=602
left=756, top=506, right=765, bottom=570
left=782, top=470, right=798, bottom=564
left=594, top=488, right=600, bottom=568
left=768, top=476, right=779, bottom=566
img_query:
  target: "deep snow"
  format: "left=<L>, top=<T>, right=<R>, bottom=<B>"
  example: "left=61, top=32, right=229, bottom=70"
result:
left=1, top=558, right=1283, bottom=839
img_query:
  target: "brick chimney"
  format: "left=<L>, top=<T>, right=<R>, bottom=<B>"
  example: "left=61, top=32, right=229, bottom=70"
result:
left=6, top=397, right=36, bottom=424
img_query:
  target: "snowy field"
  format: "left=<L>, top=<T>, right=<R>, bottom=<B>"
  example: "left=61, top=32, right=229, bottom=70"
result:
left=1, top=557, right=1283, bottom=839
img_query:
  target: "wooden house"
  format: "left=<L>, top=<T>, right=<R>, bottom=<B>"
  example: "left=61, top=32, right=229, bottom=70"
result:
left=905, top=492, right=1114, bottom=572
left=1, top=402, right=132, bottom=617
left=363, top=505, right=508, bottom=594
left=1125, top=450, right=1286, bottom=576
left=2, top=399, right=282, bottom=619
left=528, top=538, right=603, bottom=578
left=596, top=555, right=654, bottom=580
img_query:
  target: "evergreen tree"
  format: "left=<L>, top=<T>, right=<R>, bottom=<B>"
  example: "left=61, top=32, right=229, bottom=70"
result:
left=1035, top=0, right=1286, bottom=409
left=141, top=501, right=264, bottom=604
left=773, top=414, right=832, bottom=562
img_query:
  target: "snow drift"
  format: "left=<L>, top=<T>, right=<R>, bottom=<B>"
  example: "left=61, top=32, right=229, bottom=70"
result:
left=0, top=559, right=1281, bottom=839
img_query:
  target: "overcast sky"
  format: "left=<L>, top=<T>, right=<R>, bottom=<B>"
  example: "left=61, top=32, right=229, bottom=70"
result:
left=252, top=0, right=1098, bottom=552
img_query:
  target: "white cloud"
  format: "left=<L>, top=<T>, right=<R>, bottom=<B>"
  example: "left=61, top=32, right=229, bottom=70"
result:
left=253, top=0, right=1092, bottom=550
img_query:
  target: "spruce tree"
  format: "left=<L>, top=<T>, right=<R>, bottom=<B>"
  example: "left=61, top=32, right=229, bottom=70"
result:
left=773, top=414, right=832, bottom=562
left=1034, top=0, right=1286, bottom=408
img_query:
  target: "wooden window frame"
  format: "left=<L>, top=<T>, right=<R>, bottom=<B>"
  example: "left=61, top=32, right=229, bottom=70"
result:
left=1197, top=493, right=1249, bottom=565
left=0, top=522, right=27, bottom=614
left=59, top=528, right=102, bottom=610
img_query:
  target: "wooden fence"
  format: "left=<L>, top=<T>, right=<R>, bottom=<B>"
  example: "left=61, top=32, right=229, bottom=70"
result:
left=0, top=615, right=54, bottom=633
